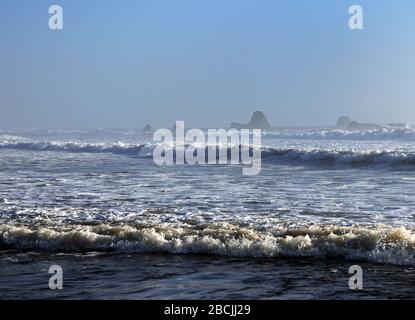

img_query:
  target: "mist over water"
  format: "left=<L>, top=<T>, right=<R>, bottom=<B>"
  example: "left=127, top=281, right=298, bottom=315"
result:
left=2, top=0, right=415, bottom=301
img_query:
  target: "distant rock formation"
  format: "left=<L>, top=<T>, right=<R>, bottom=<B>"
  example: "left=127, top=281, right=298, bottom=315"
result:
left=143, top=124, right=155, bottom=134
left=230, top=122, right=243, bottom=129
left=334, top=116, right=381, bottom=131
left=386, top=123, right=409, bottom=129
left=230, top=111, right=272, bottom=130
left=335, top=116, right=351, bottom=129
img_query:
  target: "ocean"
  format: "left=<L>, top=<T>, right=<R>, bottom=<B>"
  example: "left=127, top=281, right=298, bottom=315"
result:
left=1, top=127, right=415, bottom=299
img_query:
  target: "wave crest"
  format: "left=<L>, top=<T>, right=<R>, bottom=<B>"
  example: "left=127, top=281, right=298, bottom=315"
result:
left=2, top=138, right=415, bottom=168
left=265, top=127, right=415, bottom=140
left=0, top=140, right=154, bottom=157
left=1, top=223, right=415, bottom=266
left=262, top=148, right=415, bottom=167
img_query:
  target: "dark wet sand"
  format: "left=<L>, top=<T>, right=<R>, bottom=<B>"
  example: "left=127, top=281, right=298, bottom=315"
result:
left=1, top=252, right=415, bottom=299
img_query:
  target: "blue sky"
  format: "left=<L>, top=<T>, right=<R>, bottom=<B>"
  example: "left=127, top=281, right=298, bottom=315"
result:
left=0, top=0, right=414, bottom=129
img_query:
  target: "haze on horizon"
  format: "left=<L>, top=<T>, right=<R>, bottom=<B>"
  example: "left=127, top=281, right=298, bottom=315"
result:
left=1, top=0, right=414, bottom=130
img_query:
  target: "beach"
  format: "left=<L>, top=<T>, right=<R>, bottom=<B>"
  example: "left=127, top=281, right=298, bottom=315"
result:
left=1, top=127, right=415, bottom=299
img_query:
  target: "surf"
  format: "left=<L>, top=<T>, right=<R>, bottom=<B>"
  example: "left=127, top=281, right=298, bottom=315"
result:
left=2, top=222, right=415, bottom=266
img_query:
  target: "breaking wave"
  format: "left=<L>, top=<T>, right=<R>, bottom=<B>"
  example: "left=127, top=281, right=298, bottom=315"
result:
left=1, top=222, right=415, bottom=266
left=261, top=148, right=415, bottom=167
left=0, top=140, right=155, bottom=158
left=265, top=127, right=415, bottom=141
left=2, top=138, right=415, bottom=168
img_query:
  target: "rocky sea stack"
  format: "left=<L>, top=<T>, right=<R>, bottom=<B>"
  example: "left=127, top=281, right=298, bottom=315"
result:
left=231, top=111, right=272, bottom=130
left=143, top=124, right=155, bottom=134
left=334, top=116, right=381, bottom=131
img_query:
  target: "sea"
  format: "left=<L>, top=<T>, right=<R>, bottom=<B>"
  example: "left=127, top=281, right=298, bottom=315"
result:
left=1, top=126, right=415, bottom=299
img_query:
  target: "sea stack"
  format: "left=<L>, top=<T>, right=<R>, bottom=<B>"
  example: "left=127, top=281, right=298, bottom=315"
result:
left=335, top=116, right=351, bottom=129
left=143, top=124, right=155, bottom=134
left=230, top=111, right=272, bottom=130
left=334, top=116, right=381, bottom=131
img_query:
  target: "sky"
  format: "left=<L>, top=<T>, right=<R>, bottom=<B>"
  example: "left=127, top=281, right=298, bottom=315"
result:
left=0, top=0, right=414, bottom=129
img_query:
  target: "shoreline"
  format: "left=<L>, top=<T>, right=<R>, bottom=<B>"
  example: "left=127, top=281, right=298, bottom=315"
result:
left=1, top=252, right=414, bottom=300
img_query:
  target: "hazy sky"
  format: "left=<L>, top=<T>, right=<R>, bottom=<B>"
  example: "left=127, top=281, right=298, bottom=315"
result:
left=0, top=0, right=414, bottom=129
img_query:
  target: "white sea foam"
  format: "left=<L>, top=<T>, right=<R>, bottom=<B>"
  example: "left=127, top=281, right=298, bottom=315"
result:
left=1, top=222, right=415, bottom=266
left=0, top=140, right=155, bottom=157
left=261, top=148, right=415, bottom=167
left=2, top=138, right=415, bottom=168
left=265, top=128, right=415, bottom=141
